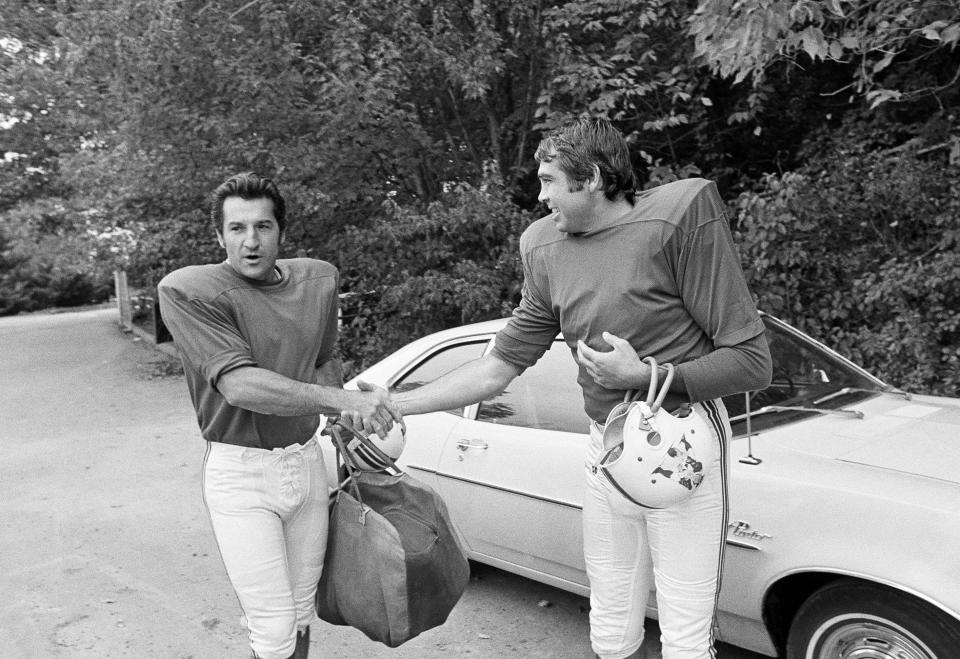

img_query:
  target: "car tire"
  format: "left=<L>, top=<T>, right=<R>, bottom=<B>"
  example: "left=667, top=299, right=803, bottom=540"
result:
left=786, top=579, right=960, bottom=659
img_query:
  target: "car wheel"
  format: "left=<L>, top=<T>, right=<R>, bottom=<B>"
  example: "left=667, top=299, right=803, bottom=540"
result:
left=786, top=579, right=960, bottom=659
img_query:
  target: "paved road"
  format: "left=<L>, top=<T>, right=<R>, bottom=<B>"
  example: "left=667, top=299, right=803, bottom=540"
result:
left=0, top=308, right=768, bottom=658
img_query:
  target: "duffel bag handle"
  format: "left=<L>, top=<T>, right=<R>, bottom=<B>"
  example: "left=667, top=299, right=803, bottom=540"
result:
left=325, top=423, right=365, bottom=504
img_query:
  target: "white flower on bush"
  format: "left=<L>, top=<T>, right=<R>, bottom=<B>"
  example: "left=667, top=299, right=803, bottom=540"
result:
left=84, top=217, right=138, bottom=268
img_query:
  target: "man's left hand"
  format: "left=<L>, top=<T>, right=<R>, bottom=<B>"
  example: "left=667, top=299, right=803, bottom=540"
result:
left=577, top=332, right=647, bottom=390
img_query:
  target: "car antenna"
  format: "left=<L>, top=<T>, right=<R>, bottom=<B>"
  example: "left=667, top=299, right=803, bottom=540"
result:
left=740, top=391, right=762, bottom=465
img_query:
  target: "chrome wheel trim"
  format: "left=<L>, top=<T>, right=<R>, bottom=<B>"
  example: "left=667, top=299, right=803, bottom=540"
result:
left=807, top=613, right=935, bottom=659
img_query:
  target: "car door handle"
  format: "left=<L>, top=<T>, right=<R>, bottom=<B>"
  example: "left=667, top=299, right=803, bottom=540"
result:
left=456, top=439, right=489, bottom=451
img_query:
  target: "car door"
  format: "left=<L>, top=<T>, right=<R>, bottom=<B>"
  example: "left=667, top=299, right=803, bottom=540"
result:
left=435, top=339, right=593, bottom=590
left=388, top=337, right=491, bottom=491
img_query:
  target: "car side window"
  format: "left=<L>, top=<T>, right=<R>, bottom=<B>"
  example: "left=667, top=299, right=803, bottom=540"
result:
left=390, top=340, right=489, bottom=416
left=476, top=340, right=591, bottom=433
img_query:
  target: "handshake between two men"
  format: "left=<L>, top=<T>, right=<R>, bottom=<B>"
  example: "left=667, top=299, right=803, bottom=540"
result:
left=338, top=379, right=405, bottom=439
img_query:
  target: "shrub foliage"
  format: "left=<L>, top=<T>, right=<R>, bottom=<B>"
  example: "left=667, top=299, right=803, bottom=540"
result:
left=734, top=119, right=960, bottom=395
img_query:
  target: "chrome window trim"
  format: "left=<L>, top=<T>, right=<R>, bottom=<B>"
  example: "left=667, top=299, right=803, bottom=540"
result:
left=387, top=334, right=495, bottom=418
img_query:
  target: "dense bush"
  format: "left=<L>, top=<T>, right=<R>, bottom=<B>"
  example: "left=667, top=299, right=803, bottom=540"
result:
left=124, top=210, right=223, bottom=290
left=733, top=119, right=960, bottom=396
left=0, top=199, right=114, bottom=315
left=330, top=179, right=533, bottom=379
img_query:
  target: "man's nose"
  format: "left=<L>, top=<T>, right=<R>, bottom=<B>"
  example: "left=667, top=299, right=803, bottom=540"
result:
left=243, top=228, right=260, bottom=247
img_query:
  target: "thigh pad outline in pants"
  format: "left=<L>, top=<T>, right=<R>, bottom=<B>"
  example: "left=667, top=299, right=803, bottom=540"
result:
left=583, top=422, right=653, bottom=659
left=645, top=450, right=724, bottom=659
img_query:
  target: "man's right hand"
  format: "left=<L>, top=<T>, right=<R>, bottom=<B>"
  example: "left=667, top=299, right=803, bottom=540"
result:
left=340, top=380, right=404, bottom=438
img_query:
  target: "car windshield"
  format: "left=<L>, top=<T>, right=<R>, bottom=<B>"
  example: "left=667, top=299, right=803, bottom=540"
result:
left=722, top=316, right=888, bottom=436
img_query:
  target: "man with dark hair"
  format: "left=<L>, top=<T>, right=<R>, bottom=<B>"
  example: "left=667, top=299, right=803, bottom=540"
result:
left=158, top=172, right=401, bottom=659
left=394, top=118, right=771, bottom=658
left=209, top=170, right=287, bottom=234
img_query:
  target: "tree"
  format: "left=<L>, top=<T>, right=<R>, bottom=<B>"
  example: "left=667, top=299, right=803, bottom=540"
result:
left=691, top=0, right=960, bottom=109
left=537, top=1, right=710, bottom=166
left=0, top=2, right=93, bottom=211
left=2, top=0, right=956, bottom=394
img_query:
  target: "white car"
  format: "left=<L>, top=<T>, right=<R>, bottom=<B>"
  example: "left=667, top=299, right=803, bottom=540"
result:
left=324, top=314, right=960, bottom=658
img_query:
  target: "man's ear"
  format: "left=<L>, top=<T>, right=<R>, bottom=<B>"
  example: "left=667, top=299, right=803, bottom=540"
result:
left=587, top=164, right=603, bottom=192
left=216, top=231, right=225, bottom=249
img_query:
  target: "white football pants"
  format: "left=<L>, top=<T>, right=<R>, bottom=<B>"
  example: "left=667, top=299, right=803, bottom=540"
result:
left=583, top=399, right=730, bottom=659
left=203, top=436, right=329, bottom=659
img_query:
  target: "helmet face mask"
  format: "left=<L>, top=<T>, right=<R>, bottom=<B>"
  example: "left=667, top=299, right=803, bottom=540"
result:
left=345, top=423, right=407, bottom=471
left=598, top=360, right=718, bottom=509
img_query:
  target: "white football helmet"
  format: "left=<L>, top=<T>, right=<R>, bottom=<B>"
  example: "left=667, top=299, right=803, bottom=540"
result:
left=599, top=358, right=718, bottom=509
left=344, top=423, right=406, bottom=471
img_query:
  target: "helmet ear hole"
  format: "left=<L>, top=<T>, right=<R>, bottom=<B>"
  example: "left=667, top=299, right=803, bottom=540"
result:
left=600, top=398, right=719, bottom=509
